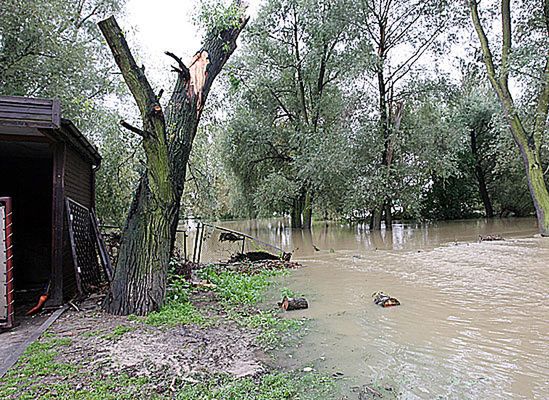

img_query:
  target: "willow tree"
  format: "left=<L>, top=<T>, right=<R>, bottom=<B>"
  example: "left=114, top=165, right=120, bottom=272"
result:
left=469, top=0, right=549, bottom=235
left=98, top=3, right=248, bottom=315
left=224, top=0, right=361, bottom=229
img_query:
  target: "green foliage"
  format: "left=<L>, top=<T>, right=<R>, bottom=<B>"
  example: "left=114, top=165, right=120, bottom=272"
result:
left=220, top=0, right=363, bottom=222
left=196, top=0, right=246, bottom=36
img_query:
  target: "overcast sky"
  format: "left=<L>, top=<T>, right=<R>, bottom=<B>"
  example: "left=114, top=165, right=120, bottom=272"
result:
left=123, top=0, right=262, bottom=86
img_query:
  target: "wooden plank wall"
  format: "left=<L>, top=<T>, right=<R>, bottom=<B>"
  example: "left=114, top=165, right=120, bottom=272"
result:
left=64, top=147, right=93, bottom=209
left=0, top=97, right=60, bottom=129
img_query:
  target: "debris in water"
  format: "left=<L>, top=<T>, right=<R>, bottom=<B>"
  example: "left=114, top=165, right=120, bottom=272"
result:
left=478, top=234, right=504, bottom=242
left=278, top=296, right=309, bottom=311
left=372, top=291, right=400, bottom=307
left=229, top=251, right=292, bottom=263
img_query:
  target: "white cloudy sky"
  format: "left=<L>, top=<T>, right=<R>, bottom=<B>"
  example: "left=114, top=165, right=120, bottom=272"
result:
left=122, top=0, right=262, bottom=85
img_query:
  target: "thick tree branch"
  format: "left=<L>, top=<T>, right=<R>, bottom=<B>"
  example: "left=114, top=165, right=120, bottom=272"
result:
left=98, top=16, right=163, bottom=126
left=120, top=120, right=150, bottom=138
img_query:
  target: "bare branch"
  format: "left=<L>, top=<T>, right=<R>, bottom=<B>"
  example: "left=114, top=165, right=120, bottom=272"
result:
left=165, top=51, right=190, bottom=81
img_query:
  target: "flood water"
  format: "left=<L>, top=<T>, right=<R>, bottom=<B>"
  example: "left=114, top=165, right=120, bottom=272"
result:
left=184, top=218, right=549, bottom=399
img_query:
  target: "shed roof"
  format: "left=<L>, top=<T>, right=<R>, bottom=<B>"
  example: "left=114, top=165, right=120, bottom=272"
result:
left=0, top=96, right=101, bottom=165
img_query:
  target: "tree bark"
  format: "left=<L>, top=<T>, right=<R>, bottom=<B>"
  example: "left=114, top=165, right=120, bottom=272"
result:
left=384, top=200, right=393, bottom=229
left=99, top=8, right=248, bottom=315
left=371, top=207, right=382, bottom=230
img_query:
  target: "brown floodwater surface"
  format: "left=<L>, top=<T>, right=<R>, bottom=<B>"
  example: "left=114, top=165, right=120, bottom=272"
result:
left=183, top=218, right=549, bottom=399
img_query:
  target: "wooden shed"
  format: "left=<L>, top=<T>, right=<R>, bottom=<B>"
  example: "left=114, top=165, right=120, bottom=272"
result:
left=0, top=96, right=110, bottom=327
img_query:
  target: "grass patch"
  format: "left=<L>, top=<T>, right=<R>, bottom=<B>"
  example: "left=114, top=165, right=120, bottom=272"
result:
left=0, top=337, right=75, bottom=399
left=145, top=302, right=206, bottom=327
left=175, top=372, right=336, bottom=400
left=239, top=310, right=305, bottom=349
left=144, top=273, right=206, bottom=327
left=199, top=266, right=306, bottom=349
left=198, top=266, right=286, bottom=305
left=280, top=287, right=304, bottom=298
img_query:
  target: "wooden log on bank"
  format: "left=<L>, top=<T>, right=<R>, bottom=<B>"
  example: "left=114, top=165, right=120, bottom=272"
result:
left=279, top=296, right=308, bottom=311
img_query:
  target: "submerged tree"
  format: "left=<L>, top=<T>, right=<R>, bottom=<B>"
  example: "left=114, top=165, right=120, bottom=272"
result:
left=469, top=0, right=549, bottom=235
left=99, top=2, right=248, bottom=315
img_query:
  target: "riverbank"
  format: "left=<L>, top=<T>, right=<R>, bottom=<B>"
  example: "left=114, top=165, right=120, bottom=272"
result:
left=0, top=260, right=343, bottom=399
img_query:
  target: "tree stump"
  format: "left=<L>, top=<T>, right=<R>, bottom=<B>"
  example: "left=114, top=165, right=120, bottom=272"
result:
left=279, top=296, right=308, bottom=311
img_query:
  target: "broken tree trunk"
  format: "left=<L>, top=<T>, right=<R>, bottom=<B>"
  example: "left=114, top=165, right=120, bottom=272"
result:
left=279, top=296, right=309, bottom=311
left=98, top=7, right=248, bottom=316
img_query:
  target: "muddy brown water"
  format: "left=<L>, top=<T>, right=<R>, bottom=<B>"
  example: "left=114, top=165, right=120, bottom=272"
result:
left=179, top=218, right=549, bottom=399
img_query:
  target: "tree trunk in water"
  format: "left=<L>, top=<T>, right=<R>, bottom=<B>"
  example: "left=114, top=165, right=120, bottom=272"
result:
left=302, top=192, right=312, bottom=229
left=475, top=165, right=494, bottom=218
left=371, top=208, right=382, bottom=230
left=384, top=201, right=393, bottom=230
left=291, top=197, right=303, bottom=229
left=470, top=129, right=494, bottom=218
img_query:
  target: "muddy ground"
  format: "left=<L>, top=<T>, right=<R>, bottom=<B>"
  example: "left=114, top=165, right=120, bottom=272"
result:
left=48, top=291, right=269, bottom=391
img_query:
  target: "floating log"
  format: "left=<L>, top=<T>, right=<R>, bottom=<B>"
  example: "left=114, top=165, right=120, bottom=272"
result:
left=478, top=234, right=504, bottom=242
left=278, top=296, right=308, bottom=311
left=372, top=291, right=400, bottom=307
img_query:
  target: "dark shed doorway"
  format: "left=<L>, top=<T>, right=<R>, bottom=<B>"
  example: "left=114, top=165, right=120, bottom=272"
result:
left=0, top=142, right=53, bottom=299
left=0, top=96, right=111, bottom=328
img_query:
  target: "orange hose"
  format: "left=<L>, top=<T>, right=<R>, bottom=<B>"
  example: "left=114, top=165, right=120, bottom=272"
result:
left=26, top=294, right=49, bottom=316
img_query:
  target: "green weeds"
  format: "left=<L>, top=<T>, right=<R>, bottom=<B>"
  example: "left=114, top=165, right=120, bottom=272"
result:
left=175, top=372, right=336, bottom=400
left=198, top=266, right=286, bottom=305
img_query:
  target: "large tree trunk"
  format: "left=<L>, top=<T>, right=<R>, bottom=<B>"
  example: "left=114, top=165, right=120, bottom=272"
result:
left=104, top=176, right=177, bottom=314
left=384, top=200, right=393, bottom=229
left=518, top=142, right=549, bottom=235
left=371, top=207, right=382, bottom=230
left=99, top=8, right=248, bottom=315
